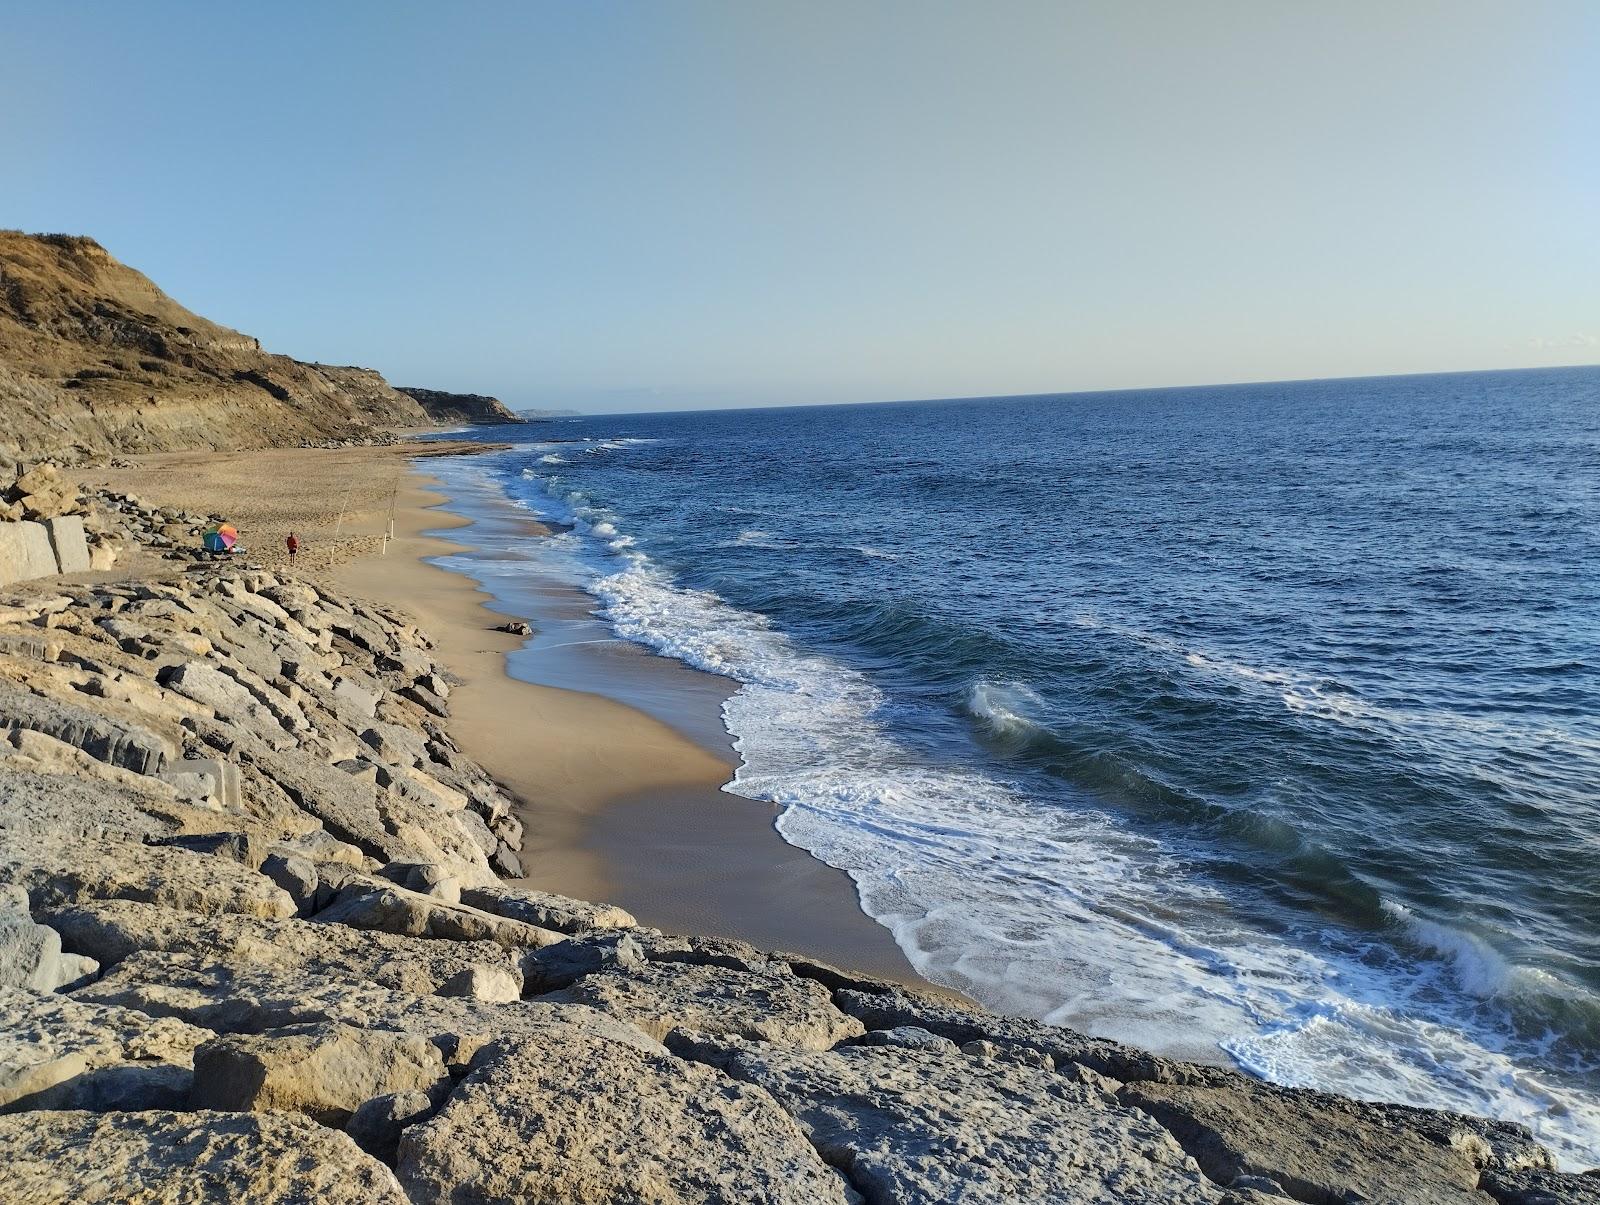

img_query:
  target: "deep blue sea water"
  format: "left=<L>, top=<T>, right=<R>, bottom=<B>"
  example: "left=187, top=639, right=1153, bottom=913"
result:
left=447, top=366, right=1600, bottom=1163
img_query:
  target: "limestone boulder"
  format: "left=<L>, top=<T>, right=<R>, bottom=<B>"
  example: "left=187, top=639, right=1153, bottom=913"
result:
left=314, top=881, right=563, bottom=949
left=523, top=931, right=648, bottom=993
left=0, top=681, right=173, bottom=773
left=361, top=720, right=429, bottom=767
left=456, top=808, right=498, bottom=856
left=75, top=952, right=658, bottom=1059
left=399, top=683, right=448, bottom=716
left=461, top=883, right=636, bottom=935
left=330, top=675, right=381, bottom=720
left=0, top=521, right=60, bottom=586
left=0, top=769, right=168, bottom=846
left=159, top=661, right=295, bottom=747
left=1480, top=1168, right=1600, bottom=1204
left=0, top=901, right=97, bottom=993
left=676, top=1035, right=1249, bottom=1204
left=4, top=826, right=293, bottom=920
left=852, top=1025, right=961, bottom=1054
left=0, top=726, right=179, bottom=798
left=0, top=1109, right=408, bottom=1203
left=234, top=739, right=492, bottom=883
left=547, top=962, right=863, bottom=1051
left=0, top=986, right=209, bottom=1111
left=261, top=851, right=318, bottom=914
left=633, top=929, right=798, bottom=976
left=191, top=1022, right=448, bottom=1125
left=835, top=985, right=1189, bottom=1084
left=147, top=831, right=262, bottom=868
left=490, top=843, right=522, bottom=877
left=44, top=516, right=90, bottom=574
left=373, top=787, right=498, bottom=884
left=397, top=1032, right=849, bottom=1205
left=1119, top=1078, right=1552, bottom=1204
left=382, top=860, right=460, bottom=902
left=346, top=1086, right=446, bottom=1163
left=46, top=899, right=525, bottom=999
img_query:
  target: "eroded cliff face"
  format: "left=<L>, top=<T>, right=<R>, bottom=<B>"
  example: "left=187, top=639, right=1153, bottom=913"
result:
left=394, top=388, right=524, bottom=425
left=0, top=232, right=431, bottom=458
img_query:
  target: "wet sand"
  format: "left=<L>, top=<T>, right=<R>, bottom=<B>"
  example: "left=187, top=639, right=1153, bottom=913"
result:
left=92, top=442, right=925, bottom=982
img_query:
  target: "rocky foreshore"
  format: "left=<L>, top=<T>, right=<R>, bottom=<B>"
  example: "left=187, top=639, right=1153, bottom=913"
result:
left=1, top=554, right=1596, bottom=1202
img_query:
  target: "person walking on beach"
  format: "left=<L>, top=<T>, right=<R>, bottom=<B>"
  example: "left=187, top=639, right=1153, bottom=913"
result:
left=286, top=531, right=299, bottom=560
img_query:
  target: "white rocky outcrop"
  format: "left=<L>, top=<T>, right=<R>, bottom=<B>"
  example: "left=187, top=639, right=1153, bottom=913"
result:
left=397, top=1033, right=852, bottom=1205
left=0, top=559, right=1593, bottom=1204
left=0, top=1109, right=409, bottom=1202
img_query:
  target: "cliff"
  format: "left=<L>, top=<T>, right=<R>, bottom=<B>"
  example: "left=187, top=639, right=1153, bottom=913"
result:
left=0, top=232, right=432, bottom=458
left=395, top=388, right=524, bottom=426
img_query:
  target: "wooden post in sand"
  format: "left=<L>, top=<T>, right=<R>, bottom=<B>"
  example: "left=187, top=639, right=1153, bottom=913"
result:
left=333, top=478, right=356, bottom=537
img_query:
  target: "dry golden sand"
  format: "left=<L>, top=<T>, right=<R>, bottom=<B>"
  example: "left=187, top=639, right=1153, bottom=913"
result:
left=88, top=443, right=924, bottom=981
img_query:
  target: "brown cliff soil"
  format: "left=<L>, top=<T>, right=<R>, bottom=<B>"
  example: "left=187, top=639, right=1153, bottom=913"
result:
left=0, top=231, right=430, bottom=459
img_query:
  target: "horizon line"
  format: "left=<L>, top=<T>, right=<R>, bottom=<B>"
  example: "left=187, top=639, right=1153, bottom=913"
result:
left=559, top=359, right=1600, bottom=418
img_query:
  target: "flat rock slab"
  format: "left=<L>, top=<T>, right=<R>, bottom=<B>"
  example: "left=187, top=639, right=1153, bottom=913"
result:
left=398, top=1033, right=849, bottom=1205
left=549, top=962, right=865, bottom=1050
left=45, top=898, right=525, bottom=1000
left=0, top=521, right=61, bottom=586
left=0, top=986, right=210, bottom=1111
left=0, top=770, right=170, bottom=845
left=1120, top=1080, right=1523, bottom=1205
left=1481, top=1167, right=1600, bottom=1204
left=460, top=883, right=636, bottom=934
left=680, top=1036, right=1253, bottom=1204
left=835, top=985, right=1184, bottom=1083
left=0, top=1109, right=407, bottom=1203
left=314, top=881, right=563, bottom=948
left=4, top=829, right=293, bottom=919
left=72, top=951, right=659, bottom=1062
left=0, top=682, right=173, bottom=774
left=191, top=1021, right=447, bottom=1125
left=44, top=516, right=90, bottom=575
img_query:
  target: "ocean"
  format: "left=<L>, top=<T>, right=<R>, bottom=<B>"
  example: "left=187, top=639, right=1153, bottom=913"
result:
left=431, top=366, right=1600, bottom=1164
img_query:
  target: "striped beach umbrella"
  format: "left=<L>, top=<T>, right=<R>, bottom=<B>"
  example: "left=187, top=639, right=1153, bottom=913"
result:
left=201, top=523, right=238, bottom=553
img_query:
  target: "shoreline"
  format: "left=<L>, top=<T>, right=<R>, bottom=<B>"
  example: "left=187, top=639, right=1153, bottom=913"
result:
left=339, top=462, right=933, bottom=981
left=93, top=444, right=929, bottom=985
left=0, top=440, right=1588, bottom=1199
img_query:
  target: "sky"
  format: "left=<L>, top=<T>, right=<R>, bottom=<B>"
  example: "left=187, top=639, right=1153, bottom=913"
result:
left=4, top=2, right=1597, bottom=413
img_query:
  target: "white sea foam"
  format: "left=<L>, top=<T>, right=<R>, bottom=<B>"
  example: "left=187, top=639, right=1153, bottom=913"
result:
left=476, top=459, right=1600, bottom=1167
left=966, top=680, right=1047, bottom=738
left=581, top=436, right=658, bottom=454
left=1095, top=617, right=1600, bottom=764
left=539, top=453, right=567, bottom=465
left=582, top=547, right=1600, bottom=1163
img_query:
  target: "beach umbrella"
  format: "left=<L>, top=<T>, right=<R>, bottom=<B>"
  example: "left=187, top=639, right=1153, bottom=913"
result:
left=201, top=523, right=238, bottom=553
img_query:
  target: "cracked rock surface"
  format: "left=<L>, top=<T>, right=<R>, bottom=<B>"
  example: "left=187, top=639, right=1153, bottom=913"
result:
left=0, top=560, right=1594, bottom=1204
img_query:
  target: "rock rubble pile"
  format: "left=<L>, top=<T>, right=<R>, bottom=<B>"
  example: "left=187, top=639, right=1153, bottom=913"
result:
left=0, top=566, right=1595, bottom=1203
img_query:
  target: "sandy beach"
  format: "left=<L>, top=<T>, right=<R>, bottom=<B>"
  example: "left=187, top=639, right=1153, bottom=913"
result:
left=89, top=441, right=924, bottom=982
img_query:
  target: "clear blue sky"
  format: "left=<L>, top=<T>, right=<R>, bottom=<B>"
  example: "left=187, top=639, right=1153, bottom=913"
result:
left=6, top=2, right=1596, bottom=412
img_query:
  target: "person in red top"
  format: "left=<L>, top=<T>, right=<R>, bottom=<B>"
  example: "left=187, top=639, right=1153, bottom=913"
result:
left=286, top=532, right=299, bottom=559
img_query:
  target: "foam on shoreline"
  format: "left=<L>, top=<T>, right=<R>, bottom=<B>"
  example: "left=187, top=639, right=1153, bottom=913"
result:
left=486, top=439, right=1600, bottom=1168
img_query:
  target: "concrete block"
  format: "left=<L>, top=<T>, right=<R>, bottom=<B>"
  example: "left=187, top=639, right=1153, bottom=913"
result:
left=0, top=682, right=173, bottom=775
left=0, top=632, right=58, bottom=662
left=166, top=756, right=242, bottom=810
left=0, top=522, right=60, bottom=586
left=331, top=677, right=380, bottom=720
left=45, top=516, right=90, bottom=574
